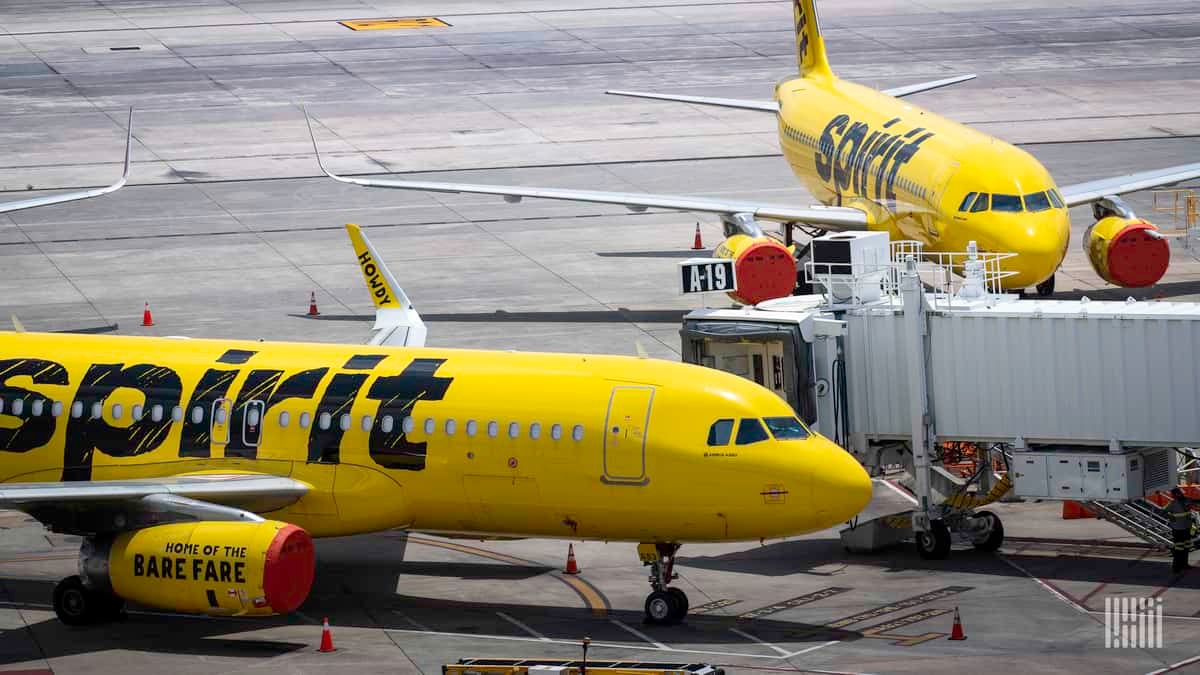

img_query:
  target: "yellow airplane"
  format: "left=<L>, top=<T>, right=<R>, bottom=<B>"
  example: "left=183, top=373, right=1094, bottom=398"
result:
left=0, top=224, right=871, bottom=627
left=309, top=0, right=1199, bottom=300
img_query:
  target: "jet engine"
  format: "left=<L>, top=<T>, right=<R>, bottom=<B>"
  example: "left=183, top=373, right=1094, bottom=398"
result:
left=68, top=520, right=314, bottom=624
left=713, top=233, right=797, bottom=305
left=1083, top=216, right=1169, bottom=288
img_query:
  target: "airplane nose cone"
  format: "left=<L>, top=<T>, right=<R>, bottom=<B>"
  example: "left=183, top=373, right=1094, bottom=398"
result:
left=813, top=443, right=872, bottom=527
left=986, top=212, right=1070, bottom=288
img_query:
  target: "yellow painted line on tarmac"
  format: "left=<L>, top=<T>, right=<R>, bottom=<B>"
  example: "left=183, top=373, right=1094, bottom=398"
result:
left=405, top=535, right=610, bottom=615
left=340, top=17, right=449, bottom=31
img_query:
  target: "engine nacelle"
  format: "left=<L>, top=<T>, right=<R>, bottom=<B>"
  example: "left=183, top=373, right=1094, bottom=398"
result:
left=713, top=234, right=796, bottom=305
left=81, top=520, right=314, bottom=616
left=1083, top=216, right=1169, bottom=287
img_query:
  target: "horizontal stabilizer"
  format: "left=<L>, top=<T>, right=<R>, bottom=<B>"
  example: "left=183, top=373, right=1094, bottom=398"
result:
left=606, top=89, right=778, bottom=112
left=882, top=74, right=976, bottom=99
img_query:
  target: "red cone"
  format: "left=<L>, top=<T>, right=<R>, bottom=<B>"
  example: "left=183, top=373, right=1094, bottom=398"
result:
left=307, top=291, right=320, bottom=317
left=318, top=616, right=336, bottom=652
left=141, top=302, right=154, bottom=327
left=948, top=606, right=966, bottom=640
left=691, top=223, right=704, bottom=250
left=564, top=543, right=580, bottom=575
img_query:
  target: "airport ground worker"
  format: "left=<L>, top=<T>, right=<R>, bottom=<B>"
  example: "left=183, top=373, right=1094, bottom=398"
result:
left=1168, top=487, right=1197, bottom=573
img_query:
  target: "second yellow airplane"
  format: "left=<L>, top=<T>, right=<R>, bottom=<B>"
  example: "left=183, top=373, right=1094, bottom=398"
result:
left=311, top=0, right=1198, bottom=300
left=0, top=224, right=871, bottom=627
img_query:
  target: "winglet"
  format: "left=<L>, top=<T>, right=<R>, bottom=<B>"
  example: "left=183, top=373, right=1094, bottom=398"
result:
left=10, top=315, right=24, bottom=333
left=305, top=108, right=357, bottom=186
left=345, top=223, right=427, bottom=347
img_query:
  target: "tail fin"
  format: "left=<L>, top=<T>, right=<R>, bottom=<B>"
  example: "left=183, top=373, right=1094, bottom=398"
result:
left=345, top=223, right=427, bottom=347
left=794, top=0, right=832, bottom=78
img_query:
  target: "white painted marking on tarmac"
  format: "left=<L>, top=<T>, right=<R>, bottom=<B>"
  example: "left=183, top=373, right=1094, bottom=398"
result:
left=998, top=554, right=1090, bottom=616
left=1145, top=652, right=1200, bottom=675
left=391, top=610, right=430, bottom=632
left=609, top=619, right=669, bottom=649
left=384, top=627, right=789, bottom=660
left=729, top=627, right=790, bottom=655
left=496, top=611, right=550, bottom=641
left=784, top=639, right=841, bottom=658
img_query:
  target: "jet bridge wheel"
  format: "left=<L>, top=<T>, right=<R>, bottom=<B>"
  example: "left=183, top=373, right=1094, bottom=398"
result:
left=53, top=575, right=125, bottom=626
left=915, top=520, right=952, bottom=560
left=971, top=510, right=1005, bottom=553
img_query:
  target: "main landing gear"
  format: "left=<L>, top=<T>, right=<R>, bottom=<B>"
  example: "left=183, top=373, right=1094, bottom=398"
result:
left=639, top=543, right=688, bottom=624
left=1035, top=274, right=1055, bottom=297
left=53, top=576, right=125, bottom=626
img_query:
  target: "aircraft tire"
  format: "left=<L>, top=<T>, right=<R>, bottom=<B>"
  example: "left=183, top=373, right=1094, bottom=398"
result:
left=53, top=576, right=97, bottom=626
left=972, top=511, right=1005, bottom=553
left=1035, top=274, right=1055, bottom=297
left=915, top=520, right=952, bottom=560
left=666, top=587, right=689, bottom=623
left=644, top=590, right=675, bottom=625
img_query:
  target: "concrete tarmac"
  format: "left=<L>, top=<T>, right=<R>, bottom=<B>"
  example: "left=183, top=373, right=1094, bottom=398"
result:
left=1, top=0, right=1200, bottom=673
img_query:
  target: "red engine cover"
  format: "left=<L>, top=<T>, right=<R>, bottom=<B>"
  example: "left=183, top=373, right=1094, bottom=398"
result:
left=1106, top=221, right=1170, bottom=288
left=730, top=240, right=797, bottom=305
left=262, top=524, right=315, bottom=613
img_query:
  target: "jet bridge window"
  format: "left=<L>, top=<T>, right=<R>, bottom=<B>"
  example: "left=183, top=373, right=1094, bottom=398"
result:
left=992, top=194, right=1022, bottom=212
left=735, top=418, right=770, bottom=445
left=1025, top=191, right=1052, bottom=212
left=707, top=419, right=734, bottom=446
left=764, top=416, right=809, bottom=440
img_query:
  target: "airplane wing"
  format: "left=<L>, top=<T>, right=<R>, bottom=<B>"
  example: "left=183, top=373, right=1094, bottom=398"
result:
left=0, top=109, right=133, bottom=213
left=308, top=112, right=867, bottom=230
left=0, top=473, right=309, bottom=534
left=1059, top=161, right=1200, bottom=207
left=604, top=74, right=976, bottom=111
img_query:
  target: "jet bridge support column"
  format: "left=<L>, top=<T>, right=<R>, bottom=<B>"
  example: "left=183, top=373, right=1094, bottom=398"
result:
left=900, top=258, right=938, bottom=540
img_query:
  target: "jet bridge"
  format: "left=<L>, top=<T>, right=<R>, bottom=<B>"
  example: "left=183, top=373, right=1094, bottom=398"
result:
left=680, top=232, right=1200, bottom=557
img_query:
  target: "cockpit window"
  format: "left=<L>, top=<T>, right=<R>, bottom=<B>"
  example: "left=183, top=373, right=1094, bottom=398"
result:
left=969, top=193, right=989, bottom=213
left=706, top=418, right=734, bottom=446
left=763, top=416, right=809, bottom=440
left=957, top=192, right=978, bottom=212
left=992, top=194, right=1022, bottom=212
left=1047, top=189, right=1065, bottom=209
left=735, top=418, right=770, bottom=445
left=1024, top=191, right=1051, bottom=212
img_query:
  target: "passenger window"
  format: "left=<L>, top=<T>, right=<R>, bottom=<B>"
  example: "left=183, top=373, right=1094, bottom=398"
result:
left=299, top=412, right=311, bottom=429
left=111, top=403, right=122, bottom=420
left=318, top=412, right=331, bottom=430
left=247, top=409, right=260, bottom=427
left=1048, top=189, right=1065, bottom=208
left=381, top=415, right=394, bottom=433
left=508, top=421, right=520, bottom=439
left=71, top=401, right=83, bottom=419
left=530, top=422, right=542, bottom=440
left=992, top=194, right=1022, bottom=212
left=1025, top=191, right=1051, bottom=212
left=572, top=424, right=584, bottom=441
left=487, top=421, right=499, bottom=438
left=466, top=419, right=478, bottom=437
left=151, top=404, right=163, bottom=422
left=132, top=404, right=143, bottom=421
left=361, top=415, right=373, bottom=432
left=0, top=398, right=5, bottom=414
left=339, top=414, right=351, bottom=431
left=445, top=419, right=457, bottom=435
left=424, top=417, right=435, bottom=434
left=51, top=401, right=63, bottom=417
left=969, top=193, right=989, bottom=212
left=707, top=419, right=734, bottom=446
left=31, top=400, right=43, bottom=417
left=763, top=416, right=810, bottom=440
left=278, top=411, right=290, bottom=427
left=735, top=418, right=770, bottom=445
left=191, top=406, right=203, bottom=424
left=11, top=399, right=22, bottom=416
left=91, top=402, right=102, bottom=419
left=402, top=416, right=414, bottom=434
left=551, top=423, right=563, bottom=440
left=172, top=406, right=184, bottom=422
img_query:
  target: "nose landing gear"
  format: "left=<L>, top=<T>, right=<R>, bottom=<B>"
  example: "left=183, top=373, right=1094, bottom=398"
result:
left=639, top=542, right=689, bottom=624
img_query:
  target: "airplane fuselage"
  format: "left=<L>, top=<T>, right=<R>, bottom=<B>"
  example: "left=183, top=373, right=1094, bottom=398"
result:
left=0, top=332, right=869, bottom=542
left=776, top=75, right=1072, bottom=288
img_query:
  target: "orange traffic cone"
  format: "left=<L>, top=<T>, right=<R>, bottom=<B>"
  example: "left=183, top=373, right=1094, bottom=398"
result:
left=948, top=607, right=966, bottom=640
left=564, top=543, right=580, bottom=575
left=307, top=291, right=320, bottom=317
left=141, top=302, right=154, bottom=327
left=318, top=616, right=336, bottom=652
left=691, top=223, right=704, bottom=250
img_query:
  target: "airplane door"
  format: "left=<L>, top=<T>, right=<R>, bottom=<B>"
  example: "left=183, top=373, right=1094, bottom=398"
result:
left=210, top=398, right=231, bottom=448
left=242, top=399, right=265, bottom=448
left=603, top=386, right=653, bottom=485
